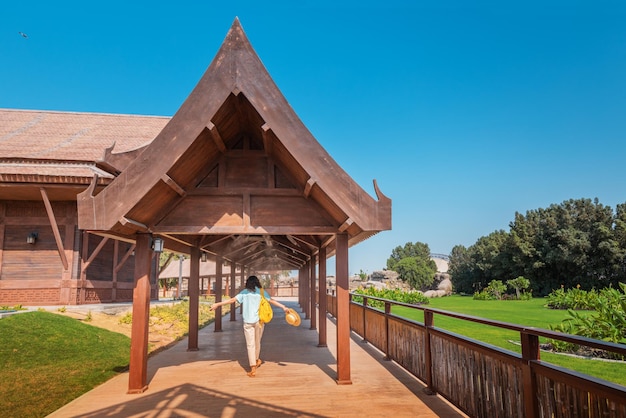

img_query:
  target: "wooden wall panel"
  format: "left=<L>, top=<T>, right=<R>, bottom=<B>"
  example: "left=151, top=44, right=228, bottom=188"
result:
left=158, top=196, right=244, bottom=227
left=116, top=241, right=136, bottom=283
left=250, top=196, right=333, bottom=227
left=1, top=224, right=64, bottom=280
left=85, top=237, right=114, bottom=281
left=224, top=156, right=268, bottom=188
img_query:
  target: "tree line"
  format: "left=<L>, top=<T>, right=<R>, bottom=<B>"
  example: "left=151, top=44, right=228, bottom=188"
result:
left=449, top=198, right=626, bottom=296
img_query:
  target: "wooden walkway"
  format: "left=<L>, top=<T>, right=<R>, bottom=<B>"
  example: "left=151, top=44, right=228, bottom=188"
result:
left=47, top=299, right=466, bottom=418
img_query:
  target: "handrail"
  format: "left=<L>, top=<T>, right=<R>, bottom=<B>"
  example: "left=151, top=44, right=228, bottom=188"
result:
left=336, top=291, right=626, bottom=418
left=350, top=293, right=626, bottom=355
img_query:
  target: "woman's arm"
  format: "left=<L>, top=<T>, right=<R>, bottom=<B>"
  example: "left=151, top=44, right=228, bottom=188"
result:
left=268, top=298, right=289, bottom=313
left=210, top=296, right=237, bottom=311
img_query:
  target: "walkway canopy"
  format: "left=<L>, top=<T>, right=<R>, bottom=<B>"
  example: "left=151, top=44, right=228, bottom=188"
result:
left=77, top=18, right=391, bottom=393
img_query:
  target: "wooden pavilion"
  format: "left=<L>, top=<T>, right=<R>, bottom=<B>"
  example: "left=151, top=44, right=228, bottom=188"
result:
left=76, top=19, right=391, bottom=391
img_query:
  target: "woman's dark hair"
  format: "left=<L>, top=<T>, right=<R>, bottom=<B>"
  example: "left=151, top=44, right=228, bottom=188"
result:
left=245, top=275, right=261, bottom=291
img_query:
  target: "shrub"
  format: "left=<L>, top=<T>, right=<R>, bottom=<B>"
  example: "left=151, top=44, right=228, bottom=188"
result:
left=352, top=287, right=429, bottom=309
left=549, top=283, right=626, bottom=358
left=546, top=285, right=598, bottom=310
left=473, top=280, right=507, bottom=300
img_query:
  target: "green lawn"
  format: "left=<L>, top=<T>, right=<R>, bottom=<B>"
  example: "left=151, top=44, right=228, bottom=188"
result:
left=0, top=311, right=131, bottom=418
left=392, top=295, right=626, bottom=386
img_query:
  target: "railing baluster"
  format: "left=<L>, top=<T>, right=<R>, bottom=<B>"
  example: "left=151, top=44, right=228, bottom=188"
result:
left=362, top=296, right=368, bottom=343
left=384, top=301, right=391, bottom=361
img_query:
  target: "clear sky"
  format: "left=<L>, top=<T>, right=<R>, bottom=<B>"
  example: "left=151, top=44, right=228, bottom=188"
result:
left=3, top=1, right=626, bottom=276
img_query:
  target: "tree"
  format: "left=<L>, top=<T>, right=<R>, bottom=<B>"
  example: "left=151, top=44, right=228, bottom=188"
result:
left=485, top=280, right=507, bottom=300
left=395, top=257, right=437, bottom=290
left=506, top=276, right=530, bottom=299
left=454, top=198, right=626, bottom=296
left=387, top=242, right=431, bottom=271
left=449, top=245, right=474, bottom=294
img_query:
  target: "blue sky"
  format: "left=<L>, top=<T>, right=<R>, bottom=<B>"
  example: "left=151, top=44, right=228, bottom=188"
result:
left=3, top=1, right=626, bottom=275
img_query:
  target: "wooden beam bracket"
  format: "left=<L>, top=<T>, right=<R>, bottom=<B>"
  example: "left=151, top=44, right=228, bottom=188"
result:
left=120, top=217, right=150, bottom=232
left=207, top=122, right=227, bottom=153
left=161, top=174, right=186, bottom=197
left=40, top=187, right=69, bottom=270
left=304, top=178, right=316, bottom=198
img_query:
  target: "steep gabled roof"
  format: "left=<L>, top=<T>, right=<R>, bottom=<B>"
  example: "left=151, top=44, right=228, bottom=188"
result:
left=78, top=19, right=391, bottom=269
left=0, top=109, right=168, bottom=199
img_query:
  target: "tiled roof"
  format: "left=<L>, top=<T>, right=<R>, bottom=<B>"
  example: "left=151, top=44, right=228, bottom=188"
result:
left=0, top=109, right=169, bottom=161
left=0, top=109, right=169, bottom=184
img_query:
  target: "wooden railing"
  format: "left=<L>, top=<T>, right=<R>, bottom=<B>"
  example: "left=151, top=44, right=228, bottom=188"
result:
left=325, top=293, right=626, bottom=418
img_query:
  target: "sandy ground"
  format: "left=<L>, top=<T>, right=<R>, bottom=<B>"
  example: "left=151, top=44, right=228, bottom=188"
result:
left=52, top=305, right=180, bottom=353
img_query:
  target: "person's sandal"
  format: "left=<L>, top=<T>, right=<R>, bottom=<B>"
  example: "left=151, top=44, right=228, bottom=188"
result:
left=247, top=366, right=257, bottom=377
left=256, top=359, right=262, bottom=368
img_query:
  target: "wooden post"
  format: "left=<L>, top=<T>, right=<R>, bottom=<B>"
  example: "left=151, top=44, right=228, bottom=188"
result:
left=362, top=297, right=368, bottom=343
left=298, top=267, right=304, bottom=309
left=310, top=256, right=317, bottom=330
left=112, top=240, right=119, bottom=302
left=188, top=246, right=200, bottom=351
left=424, top=310, right=434, bottom=394
left=240, top=267, right=245, bottom=314
left=214, top=255, right=223, bottom=332
left=335, top=233, right=351, bottom=384
left=317, top=246, right=327, bottom=347
left=302, top=263, right=310, bottom=319
left=128, top=233, right=152, bottom=393
left=521, top=330, right=540, bottom=418
left=384, top=301, right=391, bottom=361
left=230, top=261, right=236, bottom=321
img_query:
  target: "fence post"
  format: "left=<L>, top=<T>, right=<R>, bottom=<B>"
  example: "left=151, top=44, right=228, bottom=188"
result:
left=384, top=301, right=392, bottom=360
left=362, top=296, right=368, bottom=343
left=424, top=310, right=435, bottom=394
left=521, top=330, right=540, bottom=418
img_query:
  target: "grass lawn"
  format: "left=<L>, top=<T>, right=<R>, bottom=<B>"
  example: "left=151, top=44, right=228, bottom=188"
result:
left=0, top=311, right=131, bottom=418
left=392, top=295, right=626, bottom=386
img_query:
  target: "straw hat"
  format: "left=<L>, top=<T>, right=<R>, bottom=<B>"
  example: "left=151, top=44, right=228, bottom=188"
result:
left=285, top=308, right=301, bottom=327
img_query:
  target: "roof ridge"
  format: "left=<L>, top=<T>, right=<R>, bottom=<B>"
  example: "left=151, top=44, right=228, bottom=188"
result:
left=0, top=108, right=170, bottom=119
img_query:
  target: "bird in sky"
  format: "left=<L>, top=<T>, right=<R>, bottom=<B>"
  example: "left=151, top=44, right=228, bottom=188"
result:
left=18, top=32, right=28, bottom=39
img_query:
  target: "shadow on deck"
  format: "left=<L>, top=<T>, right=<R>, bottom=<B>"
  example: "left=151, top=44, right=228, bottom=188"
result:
left=47, top=299, right=466, bottom=418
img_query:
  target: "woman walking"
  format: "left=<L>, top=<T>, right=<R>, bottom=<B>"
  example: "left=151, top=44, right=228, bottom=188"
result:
left=210, top=275, right=289, bottom=377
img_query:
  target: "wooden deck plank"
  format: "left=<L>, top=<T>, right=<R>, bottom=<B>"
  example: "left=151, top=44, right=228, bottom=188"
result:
left=47, top=298, right=466, bottom=417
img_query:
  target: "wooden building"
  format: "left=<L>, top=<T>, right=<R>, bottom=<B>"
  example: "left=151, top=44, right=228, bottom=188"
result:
left=0, top=110, right=168, bottom=305
left=2, top=19, right=391, bottom=389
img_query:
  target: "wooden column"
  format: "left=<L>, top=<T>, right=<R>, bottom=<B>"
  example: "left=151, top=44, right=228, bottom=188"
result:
left=230, top=261, right=236, bottom=321
left=303, top=262, right=310, bottom=319
left=240, top=266, right=245, bottom=314
left=112, top=241, right=119, bottom=301
left=318, top=246, right=327, bottom=347
left=61, top=204, right=76, bottom=304
left=188, top=246, right=200, bottom=351
left=309, top=256, right=317, bottom=330
left=214, top=255, right=223, bottom=332
left=298, top=267, right=304, bottom=309
left=128, top=233, right=152, bottom=393
left=335, top=233, right=352, bottom=384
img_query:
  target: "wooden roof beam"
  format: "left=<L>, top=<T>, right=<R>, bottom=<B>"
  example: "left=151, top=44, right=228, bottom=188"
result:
left=261, top=124, right=273, bottom=157
left=120, top=217, right=149, bottom=232
left=304, top=178, right=316, bottom=198
left=207, top=122, right=227, bottom=153
left=339, top=218, right=354, bottom=233
left=161, top=174, right=186, bottom=197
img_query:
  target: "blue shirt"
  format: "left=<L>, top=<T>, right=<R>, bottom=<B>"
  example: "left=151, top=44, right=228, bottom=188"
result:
left=235, top=287, right=271, bottom=323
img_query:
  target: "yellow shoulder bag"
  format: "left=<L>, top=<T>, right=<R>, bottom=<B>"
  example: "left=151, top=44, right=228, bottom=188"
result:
left=258, top=287, right=273, bottom=324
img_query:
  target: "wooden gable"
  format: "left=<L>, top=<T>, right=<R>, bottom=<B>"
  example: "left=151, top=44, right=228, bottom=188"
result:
left=77, top=18, right=391, bottom=270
